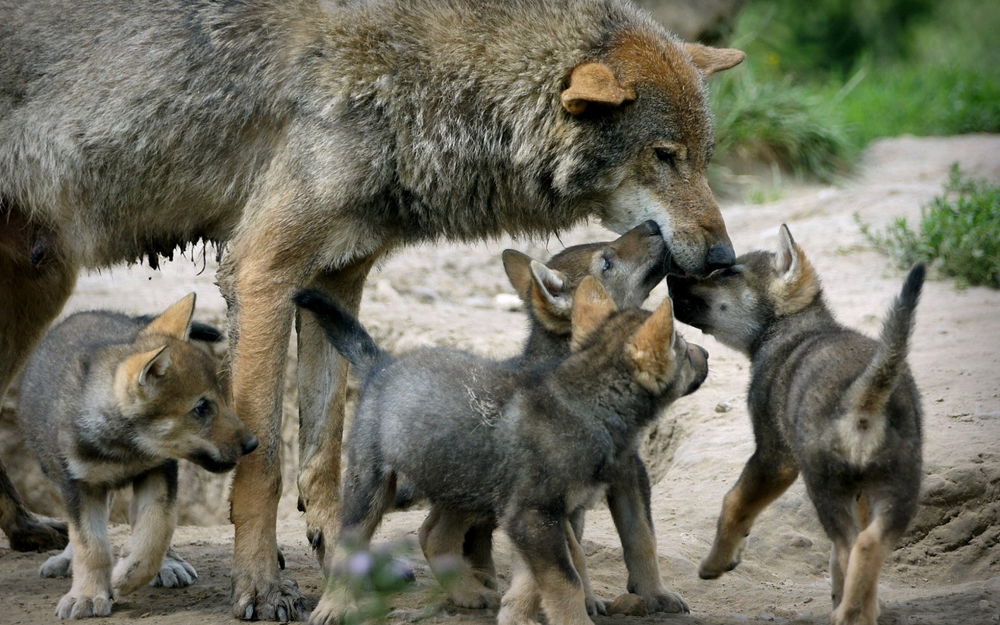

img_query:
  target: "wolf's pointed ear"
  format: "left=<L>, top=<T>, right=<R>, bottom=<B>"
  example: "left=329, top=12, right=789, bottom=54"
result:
left=502, top=250, right=536, bottom=299
left=143, top=293, right=196, bottom=340
left=528, top=259, right=571, bottom=314
left=683, top=43, right=745, bottom=77
left=119, top=345, right=172, bottom=391
left=562, top=62, right=636, bottom=115
left=627, top=296, right=677, bottom=391
left=570, top=276, right=618, bottom=350
left=770, top=224, right=820, bottom=314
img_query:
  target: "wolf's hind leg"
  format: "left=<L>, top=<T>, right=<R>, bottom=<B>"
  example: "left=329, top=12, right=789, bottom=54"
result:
left=420, top=506, right=499, bottom=609
left=112, top=462, right=181, bottom=596
left=56, top=485, right=113, bottom=619
left=0, top=217, right=76, bottom=551
left=831, top=514, right=894, bottom=625
left=699, top=450, right=798, bottom=579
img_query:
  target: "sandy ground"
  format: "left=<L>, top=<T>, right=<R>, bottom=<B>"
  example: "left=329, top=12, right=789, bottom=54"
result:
left=2, top=134, right=999, bottom=624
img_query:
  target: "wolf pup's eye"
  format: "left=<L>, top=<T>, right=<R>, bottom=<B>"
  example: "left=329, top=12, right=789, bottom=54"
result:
left=602, top=255, right=613, bottom=272
left=192, top=398, right=214, bottom=420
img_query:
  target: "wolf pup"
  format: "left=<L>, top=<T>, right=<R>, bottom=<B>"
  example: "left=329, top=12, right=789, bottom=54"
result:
left=17, top=294, right=258, bottom=619
left=419, top=221, right=688, bottom=613
left=295, top=277, right=708, bottom=625
left=668, top=225, right=924, bottom=625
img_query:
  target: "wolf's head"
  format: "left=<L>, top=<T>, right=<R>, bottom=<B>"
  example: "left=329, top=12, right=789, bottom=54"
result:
left=113, top=294, right=257, bottom=473
left=667, top=224, right=823, bottom=354
left=560, top=27, right=744, bottom=277
left=565, top=276, right=708, bottom=411
left=503, top=220, right=667, bottom=336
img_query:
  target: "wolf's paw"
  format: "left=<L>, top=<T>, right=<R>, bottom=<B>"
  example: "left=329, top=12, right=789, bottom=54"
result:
left=698, top=552, right=741, bottom=580
left=152, top=551, right=198, bottom=588
left=496, top=606, right=542, bottom=625
left=9, top=512, right=68, bottom=552
left=55, top=591, right=113, bottom=619
left=642, top=589, right=689, bottom=614
left=585, top=593, right=608, bottom=616
left=473, top=568, right=498, bottom=590
left=307, top=584, right=354, bottom=625
left=447, top=577, right=500, bottom=610
left=40, top=546, right=73, bottom=578
left=232, top=573, right=306, bottom=622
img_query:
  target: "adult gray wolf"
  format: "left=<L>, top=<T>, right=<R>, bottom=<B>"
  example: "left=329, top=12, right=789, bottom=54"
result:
left=0, top=0, right=742, bottom=619
left=16, top=294, right=258, bottom=619
left=294, top=276, right=708, bottom=625
left=668, top=225, right=924, bottom=625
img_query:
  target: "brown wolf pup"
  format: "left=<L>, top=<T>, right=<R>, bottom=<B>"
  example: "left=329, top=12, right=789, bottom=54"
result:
left=16, top=294, right=258, bottom=619
left=1, top=1, right=742, bottom=618
left=294, top=277, right=708, bottom=625
left=668, top=225, right=924, bottom=625
left=418, top=221, right=687, bottom=614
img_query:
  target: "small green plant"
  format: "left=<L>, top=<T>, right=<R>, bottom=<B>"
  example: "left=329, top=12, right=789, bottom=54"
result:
left=858, top=164, right=1000, bottom=288
left=332, top=537, right=417, bottom=625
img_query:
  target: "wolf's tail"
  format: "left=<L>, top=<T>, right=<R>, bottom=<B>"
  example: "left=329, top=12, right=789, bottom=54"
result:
left=840, top=263, right=925, bottom=465
left=293, top=288, right=385, bottom=378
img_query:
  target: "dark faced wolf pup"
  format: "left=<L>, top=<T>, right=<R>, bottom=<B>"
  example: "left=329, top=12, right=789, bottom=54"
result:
left=17, top=294, right=258, bottom=619
left=668, top=225, right=924, bottom=625
left=294, top=277, right=708, bottom=625
left=415, top=222, right=690, bottom=614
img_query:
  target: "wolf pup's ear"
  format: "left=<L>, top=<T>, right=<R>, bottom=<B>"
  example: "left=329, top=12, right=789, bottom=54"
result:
left=117, top=344, right=172, bottom=399
left=683, top=43, right=746, bottom=77
left=143, top=292, right=196, bottom=340
left=769, top=224, right=820, bottom=314
left=562, top=62, right=636, bottom=115
left=502, top=249, right=537, bottom=299
left=627, top=296, right=677, bottom=392
left=570, top=276, right=618, bottom=350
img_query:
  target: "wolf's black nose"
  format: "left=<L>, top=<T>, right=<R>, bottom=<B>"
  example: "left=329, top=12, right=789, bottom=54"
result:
left=706, top=243, right=735, bottom=269
left=642, top=220, right=661, bottom=236
left=241, top=435, right=259, bottom=455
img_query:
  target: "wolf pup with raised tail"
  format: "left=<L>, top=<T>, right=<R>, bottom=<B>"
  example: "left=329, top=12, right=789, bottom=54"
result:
left=17, top=294, right=258, bottom=619
left=668, top=225, right=924, bottom=625
left=417, top=221, right=689, bottom=614
left=295, top=277, right=708, bottom=625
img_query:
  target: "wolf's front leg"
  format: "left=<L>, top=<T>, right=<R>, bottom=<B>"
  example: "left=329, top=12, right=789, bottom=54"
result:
left=56, top=486, right=113, bottom=619
left=112, top=462, right=182, bottom=597
left=606, top=454, right=687, bottom=613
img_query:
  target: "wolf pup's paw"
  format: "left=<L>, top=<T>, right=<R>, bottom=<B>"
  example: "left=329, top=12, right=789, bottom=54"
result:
left=232, top=574, right=307, bottom=623
left=643, top=589, right=689, bottom=614
left=585, top=593, right=609, bottom=616
left=698, top=549, right=742, bottom=580
left=40, top=548, right=73, bottom=578
left=307, top=584, right=354, bottom=625
left=152, top=550, right=198, bottom=588
left=447, top=577, right=501, bottom=610
left=9, top=512, right=68, bottom=552
left=55, top=591, right=113, bottom=619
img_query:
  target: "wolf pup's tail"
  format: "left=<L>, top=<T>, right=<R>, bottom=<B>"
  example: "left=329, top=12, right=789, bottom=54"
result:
left=293, top=288, right=385, bottom=378
left=840, top=263, right=925, bottom=465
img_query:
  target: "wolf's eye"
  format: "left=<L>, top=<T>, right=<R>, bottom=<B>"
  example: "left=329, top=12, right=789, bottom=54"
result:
left=192, top=398, right=214, bottom=420
left=601, top=256, right=613, bottom=272
left=654, top=147, right=678, bottom=170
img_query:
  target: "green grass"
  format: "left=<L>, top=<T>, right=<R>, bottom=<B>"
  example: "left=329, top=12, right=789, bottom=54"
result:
left=858, top=165, right=1000, bottom=288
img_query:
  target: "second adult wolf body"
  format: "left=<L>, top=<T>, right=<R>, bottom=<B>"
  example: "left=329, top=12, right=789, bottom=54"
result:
left=1, top=0, right=744, bottom=619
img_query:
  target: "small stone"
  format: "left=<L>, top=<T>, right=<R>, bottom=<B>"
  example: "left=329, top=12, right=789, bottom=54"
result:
left=607, top=593, right=647, bottom=617
left=715, top=400, right=734, bottom=413
left=790, top=535, right=812, bottom=548
left=493, top=293, right=523, bottom=311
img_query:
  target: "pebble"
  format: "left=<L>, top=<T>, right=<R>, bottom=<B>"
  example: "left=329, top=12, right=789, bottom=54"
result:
left=493, top=293, right=523, bottom=311
left=715, top=400, right=734, bottom=413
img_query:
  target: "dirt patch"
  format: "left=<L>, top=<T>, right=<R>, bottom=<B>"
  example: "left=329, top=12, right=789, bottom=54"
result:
left=2, top=134, right=999, bottom=624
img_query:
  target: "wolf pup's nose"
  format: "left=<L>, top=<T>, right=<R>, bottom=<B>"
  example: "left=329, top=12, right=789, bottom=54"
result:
left=642, top=220, right=661, bottom=236
left=706, top=243, right=735, bottom=270
left=241, top=435, right=260, bottom=455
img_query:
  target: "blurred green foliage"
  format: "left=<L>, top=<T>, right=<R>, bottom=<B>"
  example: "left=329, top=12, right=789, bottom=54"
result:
left=708, top=0, right=1000, bottom=184
left=858, top=165, right=1000, bottom=289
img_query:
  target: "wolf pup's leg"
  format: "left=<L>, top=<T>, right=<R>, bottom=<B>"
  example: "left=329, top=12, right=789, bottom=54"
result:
left=112, top=462, right=191, bottom=596
left=505, top=508, right=592, bottom=625
left=56, top=485, right=113, bottom=619
left=40, top=542, right=74, bottom=578
left=565, top=517, right=606, bottom=616
left=606, top=453, right=688, bottom=613
left=463, top=520, right=498, bottom=588
left=831, top=513, right=896, bottom=625
left=309, top=460, right=397, bottom=625
left=498, top=551, right=542, bottom=625
left=419, top=506, right=499, bottom=609
left=700, top=450, right=799, bottom=579
left=295, top=257, right=379, bottom=574
left=0, top=222, right=76, bottom=551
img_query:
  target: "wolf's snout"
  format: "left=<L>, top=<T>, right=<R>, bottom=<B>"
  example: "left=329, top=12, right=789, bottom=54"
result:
left=705, top=243, right=735, bottom=271
left=241, top=435, right=259, bottom=456
left=685, top=344, right=709, bottom=395
left=641, top=220, right=661, bottom=237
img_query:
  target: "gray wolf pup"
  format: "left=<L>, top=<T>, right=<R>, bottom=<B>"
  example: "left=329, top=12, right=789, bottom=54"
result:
left=17, top=294, right=259, bottom=619
left=419, top=222, right=687, bottom=613
left=668, top=225, right=924, bottom=625
left=294, top=277, right=708, bottom=625
left=1, top=0, right=742, bottom=617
